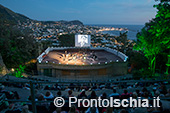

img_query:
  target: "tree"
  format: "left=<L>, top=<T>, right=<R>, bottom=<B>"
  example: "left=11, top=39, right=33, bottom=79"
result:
left=0, top=23, right=38, bottom=68
left=134, top=0, right=170, bottom=76
left=135, top=28, right=162, bottom=76
left=153, top=0, right=170, bottom=74
left=58, top=34, right=75, bottom=47
left=118, top=32, right=128, bottom=53
left=13, top=65, right=25, bottom=78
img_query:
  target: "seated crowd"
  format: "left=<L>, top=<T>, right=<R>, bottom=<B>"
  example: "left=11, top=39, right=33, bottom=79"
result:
left=0, top=81, right=170, bottom=113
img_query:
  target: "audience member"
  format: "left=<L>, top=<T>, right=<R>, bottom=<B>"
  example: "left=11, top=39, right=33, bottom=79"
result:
left=109, top=89, right=119, bottom=98
left=88, top=91, right=97, bottom=99
left=85, top=105, right=99, bottom=113
left=165, top=89, right=170, bottom=97
left=121, top=90, right=130, bottom=99
left=68, top=105, right=80, bottom=113
left=44, top=91, right=54, bottom=100
left=22, top=105, right=32, bottom=113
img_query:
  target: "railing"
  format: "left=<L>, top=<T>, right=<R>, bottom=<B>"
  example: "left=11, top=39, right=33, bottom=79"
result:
left=37, top=47, right=128, bottom=64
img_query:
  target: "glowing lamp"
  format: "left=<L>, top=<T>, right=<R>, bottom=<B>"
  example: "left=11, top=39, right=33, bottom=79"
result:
left=11, top=68, right=15, bottom=72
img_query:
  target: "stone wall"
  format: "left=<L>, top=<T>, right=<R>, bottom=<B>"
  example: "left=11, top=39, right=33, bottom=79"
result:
left=37, top=62, right=128, bottom=80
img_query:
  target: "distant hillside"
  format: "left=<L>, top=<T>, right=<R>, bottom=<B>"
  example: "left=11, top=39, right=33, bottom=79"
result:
left=0, top=4, right=84, bottom=25
left=0, top=4, right=30, bottom=24
left=41, top=20, right=84, bottom=26
left=58, top=20, right=84, bottom=26
left=41, top=21, right=57, bottom=24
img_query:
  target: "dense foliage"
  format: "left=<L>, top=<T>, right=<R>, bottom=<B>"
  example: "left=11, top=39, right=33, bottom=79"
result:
left=134, top=0, right=170, bottom=76
left=0, top=24, right=38, bottom=68
left=12, top=65, right=25, bottom=78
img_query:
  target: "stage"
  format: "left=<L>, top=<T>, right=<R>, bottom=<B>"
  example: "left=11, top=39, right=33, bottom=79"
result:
left=37, top=47, right=128, bottom=80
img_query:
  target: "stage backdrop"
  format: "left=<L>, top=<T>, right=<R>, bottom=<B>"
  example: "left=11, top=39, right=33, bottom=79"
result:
left=75, top=35, right=91, bottom=47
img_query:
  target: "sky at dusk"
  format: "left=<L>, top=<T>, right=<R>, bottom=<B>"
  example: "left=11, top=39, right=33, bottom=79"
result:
left=0, top=0, right=158, bottom=25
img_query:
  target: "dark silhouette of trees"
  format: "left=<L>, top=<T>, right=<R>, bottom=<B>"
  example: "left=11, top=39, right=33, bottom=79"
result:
left=0, top=24, right=38, bottom=68
left=58, top=34, right=75, bottom=47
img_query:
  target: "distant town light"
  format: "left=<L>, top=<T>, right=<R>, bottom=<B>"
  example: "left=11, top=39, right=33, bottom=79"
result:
left=116, top=60, right=119, bottom=62
left=98, top=62, right=100, bottom=64
left=110, top=60, right=112, bottom=62
left=105, top=62, right=107, bottom=64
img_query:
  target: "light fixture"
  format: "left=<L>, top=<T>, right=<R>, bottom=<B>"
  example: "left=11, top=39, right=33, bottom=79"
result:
left=11, top=68, right=15, bottom=72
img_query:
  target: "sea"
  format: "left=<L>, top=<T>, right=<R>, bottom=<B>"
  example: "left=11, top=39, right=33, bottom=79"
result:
left=88, top=25, right=144, bottom=40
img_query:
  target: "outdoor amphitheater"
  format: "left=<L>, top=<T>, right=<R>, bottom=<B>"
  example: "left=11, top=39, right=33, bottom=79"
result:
left=37, top=46, right=128, bottom=80
left=1, top=35, right=170, bottom=113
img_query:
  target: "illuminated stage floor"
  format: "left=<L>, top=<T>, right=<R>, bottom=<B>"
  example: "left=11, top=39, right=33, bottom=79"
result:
left=41, top=50, right=123, bottom=65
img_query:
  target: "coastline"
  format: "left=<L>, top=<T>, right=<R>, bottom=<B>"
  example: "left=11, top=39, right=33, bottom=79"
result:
left=93, top=25, right=144, bottom=40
